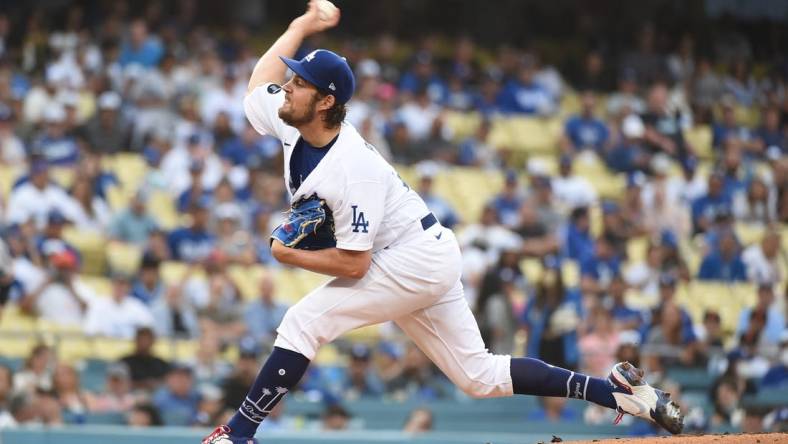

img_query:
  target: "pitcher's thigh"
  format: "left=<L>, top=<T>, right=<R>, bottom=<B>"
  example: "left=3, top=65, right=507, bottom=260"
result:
left=394, top=281, right=513, bottom=398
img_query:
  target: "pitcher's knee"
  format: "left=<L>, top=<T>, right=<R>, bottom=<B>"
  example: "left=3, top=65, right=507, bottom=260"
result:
left=274, top=308, right=320, bottom=360
left=457, top=378, right=497, bottom=399
left=451, top=354, right=513, bottom=399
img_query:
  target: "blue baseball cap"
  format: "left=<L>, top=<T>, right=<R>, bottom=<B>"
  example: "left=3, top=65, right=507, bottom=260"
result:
left=280, top=49, right=355, bottom=104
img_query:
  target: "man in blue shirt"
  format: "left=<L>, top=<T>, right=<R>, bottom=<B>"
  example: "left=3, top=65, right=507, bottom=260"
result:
left=220, top=125, right=281, bottom=169
left=119, top=20, right=164, bottom=68
left=563, top=206, right=594, bottom=262
left=580, top=234, right=621, bottom=297
left=561, top=91, right=609, bottom=154
left=607, top=274, right=644, bottom=330
left=31, top=107, right=80, bottom=165
left=697, top=230, right=747, bottom=282
left=167, top=199, right=216, bottom=263
left=416, top=165, right=460, bottom=229
left=243, top=275, right=289, bottom=344
left=398, top=51, right=448, bottom=104
left=153, top=364, right=201, bottom=426
left=496, top=56, right=555, bottom=115
left=691, top=172, right=733, bottom=234
left=736, top=284, right=785, bottom=346
left=489, top=170, right=525, bottom=228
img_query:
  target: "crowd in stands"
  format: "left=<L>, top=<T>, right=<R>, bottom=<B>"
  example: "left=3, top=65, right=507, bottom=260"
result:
left=0, top=1, right=786, bottom=437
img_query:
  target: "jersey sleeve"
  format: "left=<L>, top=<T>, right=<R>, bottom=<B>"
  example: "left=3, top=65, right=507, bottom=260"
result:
left=332, top=180, right=385, bottom=251
left=243, top=83, right=289, bottom=141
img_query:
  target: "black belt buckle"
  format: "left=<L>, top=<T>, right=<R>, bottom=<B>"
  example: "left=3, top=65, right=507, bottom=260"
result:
left=420, top=213, right=437, bottom=231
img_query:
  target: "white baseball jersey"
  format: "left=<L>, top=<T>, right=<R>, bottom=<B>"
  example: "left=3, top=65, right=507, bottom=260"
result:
left=243, top=81, right=513, bottom=399
left=244, top=83, right=430, bottom=253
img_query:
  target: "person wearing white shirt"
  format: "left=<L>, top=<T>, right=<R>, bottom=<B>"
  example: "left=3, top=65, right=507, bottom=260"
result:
left=742, top=230, right=783, bottom=285
left=551, top=155, right=597, bottom=211
left=19, top=250, right=96, bottom=326
left=6, top=162, right=71, bottom=230
left=84, top=273, right=154, bottom=339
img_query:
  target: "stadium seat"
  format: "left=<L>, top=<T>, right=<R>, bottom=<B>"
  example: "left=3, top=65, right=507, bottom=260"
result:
left=78, top=275, right=112, bottom=298
left=665, top=367, right=711, bottom=391
left=734, top=223, right=765, bottom=248
left=684, top=125, right=713, bottom=159
left=147, top=190, right=180, bottom=230
left=63, top=228, right=108, bottom=275
left=443, top=111, right=481, bottom=142
left=91, top=337, right=134, bottom=360
left=0, top=305, right=37, bottom=333
left=227, top=264, right=268, bottom=301
left=49, top=166, right=76, bottom=189
left=0, top=164, right=22, bottom=199
left=106, top=241, right=143, bottom=275
left=107, top=152, right=148, bottom=192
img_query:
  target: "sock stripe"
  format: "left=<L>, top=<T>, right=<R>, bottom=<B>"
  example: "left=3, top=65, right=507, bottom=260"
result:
left=583, top=375, right=590, bottom=400
left=237, top=407, right=263, bottom=424
left=566, top=371, right=574, bottom=398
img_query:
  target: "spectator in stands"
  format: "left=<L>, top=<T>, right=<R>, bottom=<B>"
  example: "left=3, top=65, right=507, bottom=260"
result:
left=643, top=301, right=702, bottom=371
left=35, top=210, right=79, bottom=263
left=13, top=344, right=54, bottom=394
left=580, top=234, right=622, bottom=297
left=606, top=113, right=650, bottom=173
left=186, top=251, right=245, bottom=342
left=697, top=310, right=725, bottom=351
left=560, top=91, right=609, bottom=155
left=496, top=54, right=555, bottom=115
left=641, top=83, right=691, bottom=162
left=52, top=363, right=89, bottom=420
left=152, top=364, right=200, bottom=426
left=606, top=68, right=646, bottom=118
left=341, top=344, right=385, bottom=400
left=194, top=384, right=226, bottom=427
left=457, top=119, right=496, bottom=168
left=754, top=106, right=786, bottom=156
left=733, top=177, right=777, bottom=226
left=130, top=253, right=164, bottom=305
left=561, top=206, right=593, bottom=262
left=244, top=274, right=287, bottom=345
left=151, top=283, right=200, bottom=339
left=19, top=249, right=95, bottom=326
left=213, top=203, right=255, bottom=265
left=415, top=163, right=459, bottom=229
left=690, top=57, right=724, bottom=119
left=600, top=201, right=634, bottom=257
left=84, top=272, right=154, bottom=339
left=220, top=339, right=262, bottom=410
left=489, top=170, right=525, bottom=228
left=86, top=362, right=137, bottom=413
left=761, top=332, right=788, bottom=388
left=737, top=284, right=785, bottom=348
left=80, top=91, right=127, bottom=154
left=711, top=378, right=744, bottom=427
left=190, top=334, right=233, bottom=385
left=625, top=243, right=665, bottom=300
left=514, top=193, right=559, bottom=257
left=120, top=327, right=171, bottom=391
left=119, top=19, right=163, bottom=68
left=321, top=404, right=351, bottom=431
left=108, top=190, right=158, bottom=246
left=220, top=124, right=279, bottom=170
left=30, top=105, right=80, bottom=165
left=475, top=248, right=525, bottom=355
left=742, top=230, right=782, bottom=285
left=61, top=176, right=113, bottom=232
left=402, top=407, right=433, bottom=433
left=620, top=23, right=668, bottom=86
left=167, top=198, right=216, bottom=263
left=6, top=161, right=71, bottom=229
left=176, top=160, right=213, bottom=213
left=572, top=50, right=614, bottom=93
left=398, top=51, right=447, bottom=104
left=522, top=261, right=582, bottom=371
left=127, top=402, right=163, bottom=427
left=552, top=155, right=597, bottom=211
left=712, top=98, right=754, bottom=151
left=527, top=173, right=563, bottom=234
left=579, top=306, right=620, bottom=377
left=691, top=172, right=733, bottom=234
left=698, top=230, right=747, bottom=282
left=0, top=105, right=25, bottom=166
left=606, top=274, right=644, bottom=331
left=723, top=59, right=758, bottom=107
left=641, top=155, right=692, bottom=240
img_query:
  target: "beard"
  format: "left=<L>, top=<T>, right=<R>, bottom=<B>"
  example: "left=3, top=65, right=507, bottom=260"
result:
left=278, top=94, right=319, bottom=127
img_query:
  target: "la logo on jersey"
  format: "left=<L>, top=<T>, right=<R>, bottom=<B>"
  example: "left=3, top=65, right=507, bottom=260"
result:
left=351, top=205, right=369, bottom=233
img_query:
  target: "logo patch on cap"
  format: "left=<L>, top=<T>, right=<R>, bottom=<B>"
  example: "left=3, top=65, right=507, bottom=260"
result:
left=328, top=82, right=336, bottom=91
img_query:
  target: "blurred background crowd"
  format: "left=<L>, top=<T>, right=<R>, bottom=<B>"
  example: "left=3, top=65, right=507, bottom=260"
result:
left=0, top=0, right=786, bottom=439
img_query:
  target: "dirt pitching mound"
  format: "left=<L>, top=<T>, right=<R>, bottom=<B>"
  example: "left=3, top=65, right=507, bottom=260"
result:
left=565, top=433, right=787, bottom=443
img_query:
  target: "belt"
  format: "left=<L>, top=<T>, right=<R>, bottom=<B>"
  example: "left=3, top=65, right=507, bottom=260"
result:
left=420, top=213, right=437, bottom=231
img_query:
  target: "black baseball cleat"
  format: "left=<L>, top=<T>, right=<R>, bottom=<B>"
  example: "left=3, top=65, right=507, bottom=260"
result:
left=201, top=425, right=258, bottom=444
left=608, top=361, right=684, bottom=434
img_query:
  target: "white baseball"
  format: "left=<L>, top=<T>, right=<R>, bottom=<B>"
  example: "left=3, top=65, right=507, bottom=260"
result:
left=316, top=0, right=338, bottom=21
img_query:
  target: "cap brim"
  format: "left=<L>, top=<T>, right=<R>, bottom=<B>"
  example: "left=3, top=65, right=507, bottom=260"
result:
left=279, top=56, right=323, bottom=91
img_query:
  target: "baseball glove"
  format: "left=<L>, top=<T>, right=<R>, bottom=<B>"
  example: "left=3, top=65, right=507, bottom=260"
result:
left=271, top=194, right=336, bottom=250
